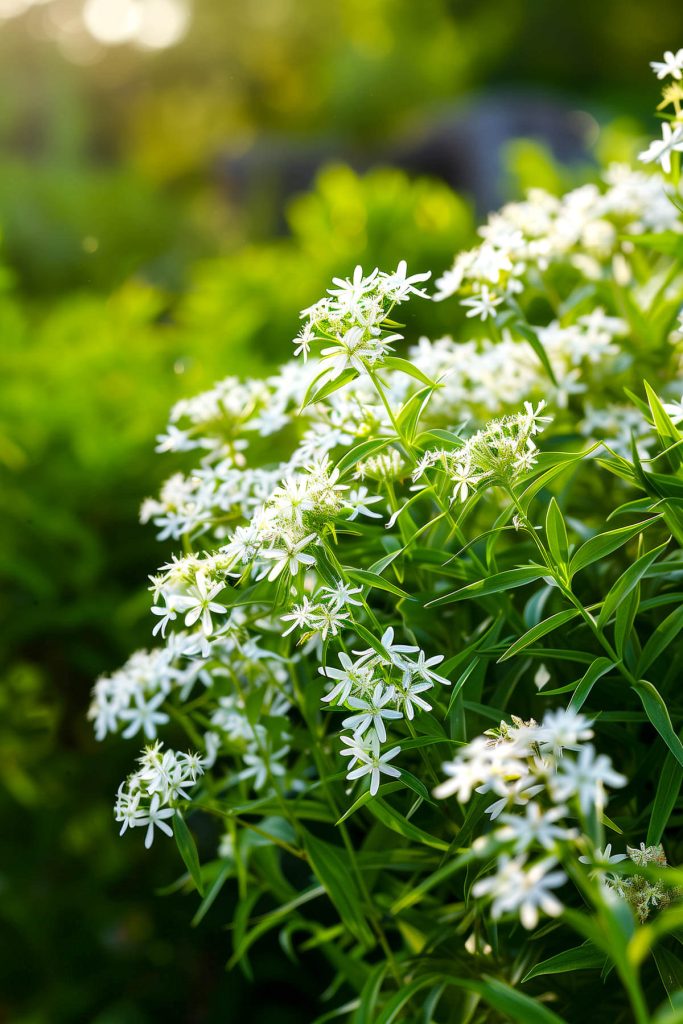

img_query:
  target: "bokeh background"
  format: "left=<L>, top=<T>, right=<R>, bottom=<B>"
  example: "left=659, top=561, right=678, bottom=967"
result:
left=3, top=2, right=683, bottom=1021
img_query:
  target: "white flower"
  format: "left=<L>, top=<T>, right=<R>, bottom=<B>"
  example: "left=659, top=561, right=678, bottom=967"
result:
left=151, top=596, right=179, bottom=638
left=495, top=803, right=574, bottom=852
left=650, top=49, right=683, bottom=80
left=394, top=673, right=433, bottom=720
left=308, top=604, right=351, bottom=640
left=115, top=785, right=142, bottom=835
left=136, top=794, right=176, bottom=849
left=293, top=322, right=315, bottom=360
left=537, top=708, right=594, bottom=755
left=345, top=486, right=383, bottom=520
left=155, top=424, right=194, bottom=453
left=270, top=477, right=315, bottom=527
left=328, top=264, right=379, bottom=307
left=354, top=626, right=419, bottom=669
left=411, top=650, right=450, bottom=686
left=379, top=260, right=431, bottom=301
left=319, top=581, right=363, bottom=610
left=551, top=744, right=627, bottom=814
left=339, top=730, right=379, bottom=769
left=176, top=571, right=227, bottom=634
left=262, top=534, right=317, bottom=580
left=345, top=737, right=402, bottom=795
left=319, top=652, right=374, bottom=705
left=343, top=682, right=403, bottom=743
left=461, top=285, right=503, bottom=320
left=481, top=777, right=544, bottom=821
left=450, top=461, right=481, bottom=503
left=638, top=122, right=683, bottom=174
left=433, top=757, right=484, bottom=803
left=119, top=690, right=170, bottom=740
left=472, top=855, right=566, bottom=929
left=239, top=743, right=289, bottom=791
left=579, top=843, right=628, bottom=879
left=281, top=596, right=319, bottom=636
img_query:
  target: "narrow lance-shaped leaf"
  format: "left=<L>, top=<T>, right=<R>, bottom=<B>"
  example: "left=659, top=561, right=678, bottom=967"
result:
left=647, top=748, right=683, bottom=846
left=522, top=943, right=606, bottom=982
left=427, top=566, right=548, bottom=607
left=302, top=367, right=359, bottom=410
left=637, top=604, right=683, bottom=676
left=597, top=541, right=668, bottom=630
left=633, top=680, right=683, bottom=769
left=345, top=567, right=412, bottom=600
left=512, top=321, right=559, bottom=386
left=546, top=497, right=569, bottom=569
left=368, top=798, right=450, bottom=851
left=174, top=812, right=205, bottom=897
left=498, top=608, right=580, bottom=662
left=336, top=436, right=395, bottom=477
left=568, top=657, right=615, bottom=712
left=302, top=830, right=374, bottom=947
left=381, top=355, right=436, bottom=386
left=569, top=517, right=661, bottom=578
left=645, top=380, right=683, bottom=470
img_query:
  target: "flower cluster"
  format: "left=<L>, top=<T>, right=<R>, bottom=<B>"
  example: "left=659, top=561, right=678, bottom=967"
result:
left=295, top=261, right=431, bottom=378
left=589, top=842, right=679, bottom=923
left=433, top=165, right=682, bottom=320
left=435, top=711, right=627, bottom=929
left=320, top=627, right=450, bottom=795
left=115, top=742, right=205, bottom=848
left=413, top=400, right=552, bottom=503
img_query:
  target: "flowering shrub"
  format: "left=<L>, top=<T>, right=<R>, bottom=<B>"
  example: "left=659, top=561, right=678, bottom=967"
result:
left=93, top=55, right=683, bottom=1022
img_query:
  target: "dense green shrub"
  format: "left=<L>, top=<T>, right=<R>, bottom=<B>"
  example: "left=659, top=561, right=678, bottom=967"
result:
left=93, top=57, right=683, bottom=1023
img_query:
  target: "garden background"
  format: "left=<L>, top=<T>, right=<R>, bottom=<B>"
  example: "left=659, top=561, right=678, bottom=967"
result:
left=3, top=2, right=683, bottom=1021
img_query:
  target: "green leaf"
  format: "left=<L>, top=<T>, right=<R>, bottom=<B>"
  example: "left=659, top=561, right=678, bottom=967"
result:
left=512, top=321, right=559, bottom=386
left=396, top=385, right=434, bottom=442
left=498, top=608, right=580, bottom=662
left=516, top=448, right=597, bottom=512
left=345, top=567, right=412, bottom=601
left=351, top=621, right=392, bottom=661
left=638, top=605, right=683, bottom=675
left=648, top=750, right=683, bottom=845
left=568, top=657, right=615, bottom=712
left=336, top=437, right=395, bottom=478
left=615, top=584, right=641, bottom=667
left=173, top=812, right=205, bottom=896
left=628, top=231, right=683, bottom=257
left=351, top=961, right=390, bottom=1024
left=427, top=566, right=548, bottom=607
left=368, top=798, right=450, bottom=851
left=373, top=973, right=569, bottom=1024
left=302, top=367, right=359, bottom=409
left=645, top=381, right=683, bottom=470
left=522, top=943, right=605, bottom=982
left=191, top=863, right=232, bottom=926
left=597, top=542, right=668, bottom=630
left=302, top=831, right=374, bottom=946
left=634, top=680, right=683, bottom=768
left=569, top=517, right=661, bottom=578
left=228, top=885, right=326, bottom=968
left=390, top=852, right=474, bottom=914
left=398, top=768, right=436, bottom=805
left=546, top=497, right=569, bottom=568
left=381, top=355, right=435, bottom=386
